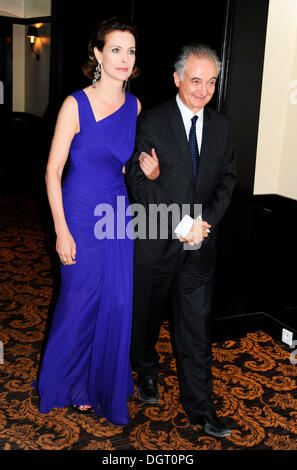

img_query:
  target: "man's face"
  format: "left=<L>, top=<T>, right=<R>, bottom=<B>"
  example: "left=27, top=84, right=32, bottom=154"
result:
left=174, top=54, right=218, bottom=113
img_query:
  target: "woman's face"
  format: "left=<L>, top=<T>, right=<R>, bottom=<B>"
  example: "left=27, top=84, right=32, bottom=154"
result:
left=94, top=30, right=136, bottom=83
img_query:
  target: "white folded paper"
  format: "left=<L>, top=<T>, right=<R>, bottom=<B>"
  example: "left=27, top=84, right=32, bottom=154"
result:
left=174, top=214, right=210, bottom=238
left=174, top=214, right=194, bottom=238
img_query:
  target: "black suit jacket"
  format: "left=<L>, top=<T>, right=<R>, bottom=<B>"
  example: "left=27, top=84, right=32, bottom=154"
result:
left=125, top=97, right=236, bottom=273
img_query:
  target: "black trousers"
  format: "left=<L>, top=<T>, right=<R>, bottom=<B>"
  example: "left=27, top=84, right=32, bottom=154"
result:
left=130, top=252, right=214, bottom=417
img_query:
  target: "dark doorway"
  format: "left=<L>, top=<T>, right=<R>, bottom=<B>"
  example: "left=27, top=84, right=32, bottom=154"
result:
left=50, top=0, right=229, bottom=116
left=0, top=20, right=12, bottom=114
left=130, top=0, right=228, bottom=110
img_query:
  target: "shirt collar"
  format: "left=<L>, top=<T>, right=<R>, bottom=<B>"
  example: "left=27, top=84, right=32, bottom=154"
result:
left=176, top=93, right=204, bottom=125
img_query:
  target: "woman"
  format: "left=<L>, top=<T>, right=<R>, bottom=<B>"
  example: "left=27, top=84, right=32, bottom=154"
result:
left=34, top=17, right=141, bottom=426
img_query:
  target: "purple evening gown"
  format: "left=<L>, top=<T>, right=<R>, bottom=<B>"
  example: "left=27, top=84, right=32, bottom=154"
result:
left=34, top=89, right=137, bottom=425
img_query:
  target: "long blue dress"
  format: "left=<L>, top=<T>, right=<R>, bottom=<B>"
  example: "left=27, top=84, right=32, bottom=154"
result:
left=34, top=89, right=137, bottom=425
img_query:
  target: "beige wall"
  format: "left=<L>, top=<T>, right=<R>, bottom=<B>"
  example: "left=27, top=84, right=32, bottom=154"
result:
left=254, top=0, right=297, bottom=200
left=12, top=23, right=51, bottom=116
left=0, top=0, right=51, bottom=17
left=0, top=0, right=25, bottom=17
left=24, top=0, right=51, bottom=18
left=277, top=34, right=297, bottom=200
left=1, top=0, right=51, bottom=116
left=25, top=23, right=51, bottom=116
left=13, top=24, right=26, bottom=112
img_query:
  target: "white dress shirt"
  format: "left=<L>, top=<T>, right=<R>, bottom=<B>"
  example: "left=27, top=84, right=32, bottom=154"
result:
left=174, top=95, right=209, bottom=240
left=176, top=94, right=204, bottom=153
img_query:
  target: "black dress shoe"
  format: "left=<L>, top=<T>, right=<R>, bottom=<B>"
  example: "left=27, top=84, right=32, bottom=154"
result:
left=188, top=408, right=231, bottom=438
left=138, top=375, right=159, bottom=404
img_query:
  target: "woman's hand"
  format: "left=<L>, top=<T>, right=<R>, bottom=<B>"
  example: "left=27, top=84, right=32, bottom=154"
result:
left=139, top=148, right=160, bottom=180
left=56, top=230, right=77, bottom=265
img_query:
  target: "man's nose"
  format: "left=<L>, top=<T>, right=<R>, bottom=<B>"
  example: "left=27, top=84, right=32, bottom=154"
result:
left=197, top=82, right=207, bottom=96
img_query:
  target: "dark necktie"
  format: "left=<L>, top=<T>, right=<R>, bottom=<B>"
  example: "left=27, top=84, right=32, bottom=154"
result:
left=188, top=115, right=199, bottom=183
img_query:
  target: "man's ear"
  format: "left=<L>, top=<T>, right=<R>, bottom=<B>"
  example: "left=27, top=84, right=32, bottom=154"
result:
left=173, top=71, right=181, bottom=88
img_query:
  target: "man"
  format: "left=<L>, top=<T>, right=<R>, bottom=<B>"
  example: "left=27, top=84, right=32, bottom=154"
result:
left=125, top=44, right=236, bottom=438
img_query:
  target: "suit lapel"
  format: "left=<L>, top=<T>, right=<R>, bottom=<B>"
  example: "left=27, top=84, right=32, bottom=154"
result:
left=195, top=107, right=213, bottom=190
left=168, top=99, right=195, bottom=186
left=200, top=107, right=213, bottom=158
left=167, top=100, right=214, bottom=191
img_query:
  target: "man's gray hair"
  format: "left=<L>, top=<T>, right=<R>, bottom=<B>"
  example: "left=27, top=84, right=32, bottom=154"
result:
left=174, top=43, right=222, bottom=80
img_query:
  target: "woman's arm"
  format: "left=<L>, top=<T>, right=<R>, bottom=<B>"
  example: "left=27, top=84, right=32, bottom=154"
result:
left=122, top=97, right=142, bottom=175
left=45, top=96, right=79, bottom=265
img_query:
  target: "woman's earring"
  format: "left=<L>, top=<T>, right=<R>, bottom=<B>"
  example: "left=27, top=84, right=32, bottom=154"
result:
left=92, top=62, right=101, bottom=88
left=123, top=79, right=128, bottom=90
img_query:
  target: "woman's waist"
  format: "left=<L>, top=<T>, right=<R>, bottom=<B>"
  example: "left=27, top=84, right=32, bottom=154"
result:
left=62, top=183, right=128, bottom=208
left=63, top=176, right=127, bottom=198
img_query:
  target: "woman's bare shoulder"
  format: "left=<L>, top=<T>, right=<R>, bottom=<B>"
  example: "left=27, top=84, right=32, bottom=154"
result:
left=136, top=97, right=141, bottom=115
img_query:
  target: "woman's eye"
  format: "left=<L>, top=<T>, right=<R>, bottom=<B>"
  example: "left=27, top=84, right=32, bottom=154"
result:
left=112, top=48, right=120, bottom=53
left=128, top=49, right=136, bottom=55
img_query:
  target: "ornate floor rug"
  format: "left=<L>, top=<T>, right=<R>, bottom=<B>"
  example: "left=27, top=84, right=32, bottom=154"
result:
left=1, top=194, right=297, bottom=452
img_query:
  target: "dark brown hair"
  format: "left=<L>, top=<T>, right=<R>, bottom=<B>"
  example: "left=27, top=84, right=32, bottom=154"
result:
left=82, top=16, right=140, bottom=80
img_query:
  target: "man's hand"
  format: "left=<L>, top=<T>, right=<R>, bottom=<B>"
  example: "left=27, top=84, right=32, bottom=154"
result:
left=176, top=218, right=211, bottom=246
left=139, top=148, right=160, bottom=180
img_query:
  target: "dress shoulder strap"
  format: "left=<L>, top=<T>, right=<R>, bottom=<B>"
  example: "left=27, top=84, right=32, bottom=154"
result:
left=70, top=89, right=95, bottom=133
left=125, top=91, right=138, bottom=117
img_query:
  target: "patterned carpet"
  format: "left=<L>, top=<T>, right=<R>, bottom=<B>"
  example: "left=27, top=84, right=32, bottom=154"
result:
left=1, top=193, right=297, bottom=452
